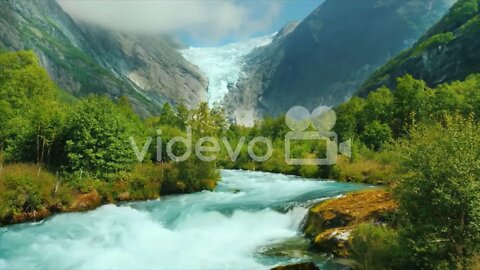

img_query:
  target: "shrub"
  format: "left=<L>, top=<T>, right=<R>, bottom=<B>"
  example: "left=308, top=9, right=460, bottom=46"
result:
left=350, top=223, right=402, bottom=270
left=396, top=114, right=480, bottom=269
left=63, top=96, right=138, bottom=178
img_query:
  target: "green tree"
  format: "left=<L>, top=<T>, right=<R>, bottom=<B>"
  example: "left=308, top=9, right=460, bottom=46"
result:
left=361, top=121, right=392, bottom=150
left=0, top=51, right=64, bottom=163
left=335, top=97, right=366, bottom=141
left=117, top=96, right=144, bottom=131
left=0, top=100, right=13, bottom=152
left=396, top=114, right=480, bottom=269
left=432, top=83, right=467, bottom=117
left=188, top=102, right=223, bottom=138
left=160, top=103, right=179, bottom=127
left=363, top=87, right=394, bottom=124
left=392, top=75, right=434, bottom=135
left=177, top=104, right=190, bottom=130
left=63, top=96, right=137, bottom=177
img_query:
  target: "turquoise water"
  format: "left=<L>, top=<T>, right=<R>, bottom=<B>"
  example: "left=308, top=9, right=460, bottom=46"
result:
left=0, top=170, right=367, bottom=270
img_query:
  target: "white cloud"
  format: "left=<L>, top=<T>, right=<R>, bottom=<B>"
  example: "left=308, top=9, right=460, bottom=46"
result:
left=57, top=0, right=282, bottom=42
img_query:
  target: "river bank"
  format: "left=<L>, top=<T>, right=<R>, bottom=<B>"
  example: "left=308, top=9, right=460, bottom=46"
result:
left=0, top=170, right=370, bottom=270
left=0, top=163, right=218, bottom=226
left=0, top=164, right=398, bottom=269
left=0, top=154, right=393, bottom=227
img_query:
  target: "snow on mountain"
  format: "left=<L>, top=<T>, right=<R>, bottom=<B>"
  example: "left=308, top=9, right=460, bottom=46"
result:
left=180, top=35, right=274, bottom=106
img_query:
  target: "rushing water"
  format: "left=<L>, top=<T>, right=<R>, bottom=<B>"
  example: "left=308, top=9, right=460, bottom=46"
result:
left=0, top=170, right=368, bottom=270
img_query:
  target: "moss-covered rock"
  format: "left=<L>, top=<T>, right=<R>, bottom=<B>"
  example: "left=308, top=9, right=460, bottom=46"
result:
left=303, top=189, right=397, bottom=257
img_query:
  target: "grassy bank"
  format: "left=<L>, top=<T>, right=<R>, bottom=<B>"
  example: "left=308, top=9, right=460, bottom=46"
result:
left=0, top=163, right=217, bottom=225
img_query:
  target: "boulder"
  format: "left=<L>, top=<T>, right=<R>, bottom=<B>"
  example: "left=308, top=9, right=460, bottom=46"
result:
left=303, top=189, right=397, bottom=257
left=69, top=189, right=101, bottom=212
left=10, top=208, right=52, bottom=224
left=313, top=228, right=352, bottom=257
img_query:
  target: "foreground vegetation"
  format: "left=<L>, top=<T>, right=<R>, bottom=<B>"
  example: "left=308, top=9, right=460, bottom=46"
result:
left=0, top=51, right=220, bottom=224
left=344, top=115, right=480, bottom=270
left=231, top=70, right=480, bottom=268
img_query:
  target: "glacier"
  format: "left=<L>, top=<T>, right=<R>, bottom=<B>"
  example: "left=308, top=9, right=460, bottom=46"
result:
left=180, top=35, right=274, bottom=107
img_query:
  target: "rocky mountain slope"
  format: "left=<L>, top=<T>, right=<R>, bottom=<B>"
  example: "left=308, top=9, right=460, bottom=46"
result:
left=0, top=0, right=208, bottom=116
left=358, top=0, right=480, bottom=96
left=226, top=0, right=454, bottom=124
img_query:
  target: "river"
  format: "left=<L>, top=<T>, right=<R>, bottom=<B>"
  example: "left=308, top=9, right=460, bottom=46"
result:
left=0, top=170, right=367, bottom=270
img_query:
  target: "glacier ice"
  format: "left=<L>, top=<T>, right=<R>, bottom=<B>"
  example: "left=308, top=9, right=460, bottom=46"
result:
left=180, top=35, right=274, bottom=107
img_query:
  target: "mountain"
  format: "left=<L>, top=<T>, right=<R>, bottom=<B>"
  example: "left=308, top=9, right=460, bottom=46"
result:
left=0, top=0, right=208, bottom=116
left=358, top=0, right=480, bottom=96
left=79, top=25, right=208, bottom=111
left=225, top=0, right=454, bottom=124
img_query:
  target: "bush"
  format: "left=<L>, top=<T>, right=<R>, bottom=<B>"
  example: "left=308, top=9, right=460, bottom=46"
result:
left=350, top=223, right=402, bottom=270
left=396, top=114, right=480, bottom=269
left=129, top=163, right=164, bottom=199
left=63, top=96, right=138, bottom=178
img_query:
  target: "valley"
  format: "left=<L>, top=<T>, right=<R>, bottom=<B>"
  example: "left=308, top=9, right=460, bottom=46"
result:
left=1, top=0, right=480, bottom=269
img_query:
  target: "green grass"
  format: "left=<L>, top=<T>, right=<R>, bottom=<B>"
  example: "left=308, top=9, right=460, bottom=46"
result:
left=0, top=164, right=58, bottom=216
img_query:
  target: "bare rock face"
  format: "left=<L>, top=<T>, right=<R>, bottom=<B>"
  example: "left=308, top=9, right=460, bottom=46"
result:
left=80, top=24, right=208, bottom=109
left=0, top=0, right=208, bottom=116
left=226, top=0, right=454, bottom=124
left=225, top=22, right=298, bottom=125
